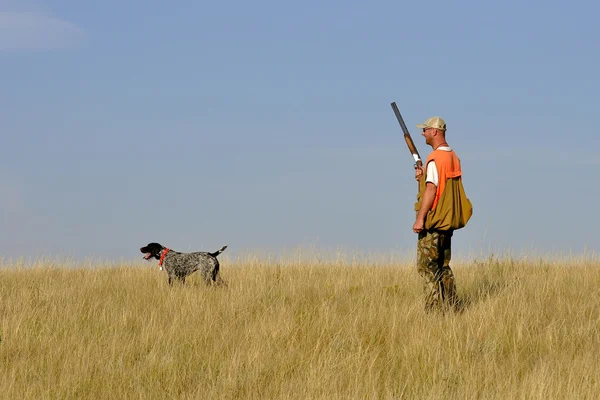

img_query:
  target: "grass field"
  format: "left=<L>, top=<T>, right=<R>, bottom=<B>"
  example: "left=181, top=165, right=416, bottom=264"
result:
left=1, top=254, right=599, bottom=399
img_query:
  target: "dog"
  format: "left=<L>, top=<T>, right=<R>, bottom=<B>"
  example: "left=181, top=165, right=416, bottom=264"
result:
left=140, top=242, right=227, bottom=285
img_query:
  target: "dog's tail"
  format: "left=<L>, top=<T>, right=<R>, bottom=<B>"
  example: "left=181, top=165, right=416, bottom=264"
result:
left=210, top=245, right=228, bottom=257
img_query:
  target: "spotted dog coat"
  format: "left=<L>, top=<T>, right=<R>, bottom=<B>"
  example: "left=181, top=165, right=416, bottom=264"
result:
left=140, top=242, right=227, bottom=285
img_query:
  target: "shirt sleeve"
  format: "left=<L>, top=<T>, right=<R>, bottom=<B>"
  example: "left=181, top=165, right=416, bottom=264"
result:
left=426, top=160, right=438, bottom=186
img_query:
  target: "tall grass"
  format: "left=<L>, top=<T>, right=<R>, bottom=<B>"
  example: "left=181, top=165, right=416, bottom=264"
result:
left=1, top=254, right=599, bottom=399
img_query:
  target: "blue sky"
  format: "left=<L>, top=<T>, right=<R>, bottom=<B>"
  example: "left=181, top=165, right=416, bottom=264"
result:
left=1, top=0, right=599, bottom=261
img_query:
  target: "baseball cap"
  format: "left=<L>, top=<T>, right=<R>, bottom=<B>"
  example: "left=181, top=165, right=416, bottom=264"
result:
left=416, top=116, right=446, bottom=131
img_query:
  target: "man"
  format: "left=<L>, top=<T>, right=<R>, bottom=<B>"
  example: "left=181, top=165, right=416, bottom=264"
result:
left=412, top=116, right=472, bottom=311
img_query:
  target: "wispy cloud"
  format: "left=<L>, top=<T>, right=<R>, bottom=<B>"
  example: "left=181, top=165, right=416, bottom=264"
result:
left=0, top=11, right=84, bottom=51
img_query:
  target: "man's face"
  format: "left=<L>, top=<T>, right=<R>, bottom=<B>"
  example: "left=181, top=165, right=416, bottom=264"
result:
left=421, top=127, right=434, bottom=146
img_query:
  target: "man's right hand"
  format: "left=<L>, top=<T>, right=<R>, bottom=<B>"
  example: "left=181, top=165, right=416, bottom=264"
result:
left=414, top=165, right=424, bottom=181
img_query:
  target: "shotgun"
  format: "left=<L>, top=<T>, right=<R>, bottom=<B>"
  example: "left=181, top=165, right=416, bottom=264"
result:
left=390, top=102, right=422, bottom=169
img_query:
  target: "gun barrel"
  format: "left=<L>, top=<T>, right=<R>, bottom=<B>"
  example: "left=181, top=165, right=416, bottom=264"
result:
left=391, top=102, right=410, bottom=136
left=390, top=102, right=422, bottom=167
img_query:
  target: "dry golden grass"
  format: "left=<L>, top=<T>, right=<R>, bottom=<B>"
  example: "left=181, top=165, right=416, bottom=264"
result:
left=1, top=254, right=599, bottom=399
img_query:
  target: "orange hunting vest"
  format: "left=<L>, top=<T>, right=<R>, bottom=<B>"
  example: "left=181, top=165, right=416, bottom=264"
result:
left=426, top=149, right=462, bottom=210
left=415, top=149, right=473, bottom=231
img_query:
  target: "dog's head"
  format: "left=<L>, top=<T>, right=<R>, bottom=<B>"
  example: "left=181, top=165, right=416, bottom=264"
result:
left=140, top=242, right=165, bottom=261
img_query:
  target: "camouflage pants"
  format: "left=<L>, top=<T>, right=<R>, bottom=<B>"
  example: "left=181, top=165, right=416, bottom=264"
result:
left=417, top=229, right=456, bottom=311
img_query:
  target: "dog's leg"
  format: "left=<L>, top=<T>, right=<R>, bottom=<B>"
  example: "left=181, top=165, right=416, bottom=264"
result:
left=214, top=273, right=227, bottom=287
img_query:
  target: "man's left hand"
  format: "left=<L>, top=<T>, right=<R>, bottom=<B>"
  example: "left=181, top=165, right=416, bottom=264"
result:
left=413, top=219, right=424, bottom=233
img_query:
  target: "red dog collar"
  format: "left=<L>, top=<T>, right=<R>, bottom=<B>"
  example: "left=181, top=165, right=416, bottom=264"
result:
left=158, top=248, right=169, bottom=266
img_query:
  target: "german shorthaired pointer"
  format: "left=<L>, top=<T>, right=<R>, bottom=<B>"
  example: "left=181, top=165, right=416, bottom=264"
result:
left=140, top=242, right=227, bottom=285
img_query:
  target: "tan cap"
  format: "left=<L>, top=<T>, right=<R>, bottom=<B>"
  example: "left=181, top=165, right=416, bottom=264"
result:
left=416, top=116, right=446, bottom=131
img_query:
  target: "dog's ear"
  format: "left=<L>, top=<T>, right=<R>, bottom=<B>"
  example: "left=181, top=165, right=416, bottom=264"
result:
left=141, top=243, right=163, bottom=254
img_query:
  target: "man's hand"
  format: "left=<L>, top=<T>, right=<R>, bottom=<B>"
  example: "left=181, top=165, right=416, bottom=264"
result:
left=414, top=165, right=424, bottom=181
left=413, top=219, right=425, bottom=233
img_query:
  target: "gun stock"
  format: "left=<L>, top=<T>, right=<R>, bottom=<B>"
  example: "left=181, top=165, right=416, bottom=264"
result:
left=390, top=102, right=422, bottom=168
